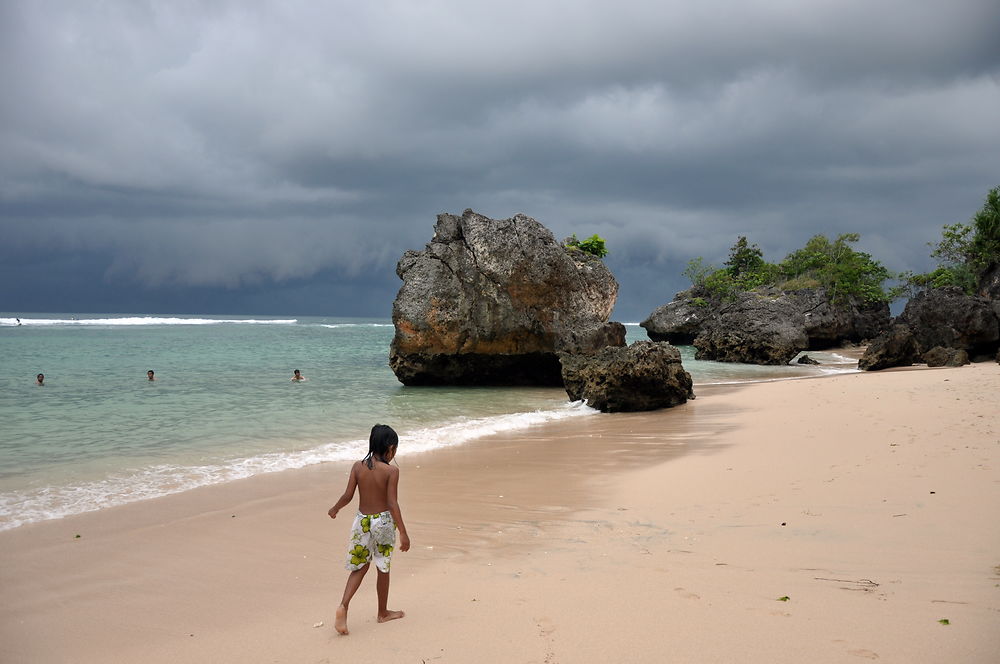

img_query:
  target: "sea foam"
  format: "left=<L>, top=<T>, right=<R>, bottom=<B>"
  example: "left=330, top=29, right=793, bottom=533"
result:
left=320, top=323, right=394, bottom=328
left=0, top=401, right=595, bottom=531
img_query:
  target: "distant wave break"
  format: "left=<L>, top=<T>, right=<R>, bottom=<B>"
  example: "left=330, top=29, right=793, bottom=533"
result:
left=0, top=317, right=298, bottom=327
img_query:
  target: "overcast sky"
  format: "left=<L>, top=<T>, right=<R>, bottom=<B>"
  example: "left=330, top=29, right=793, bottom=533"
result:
left=2, top=1, right=998, bottom=320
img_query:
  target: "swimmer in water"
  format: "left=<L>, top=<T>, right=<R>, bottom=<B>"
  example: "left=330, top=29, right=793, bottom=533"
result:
left=36, top=373, right=44, bottom=386
left=291, top=369, right=306, bottom=382
left=147, top=370, right=156, bottom=381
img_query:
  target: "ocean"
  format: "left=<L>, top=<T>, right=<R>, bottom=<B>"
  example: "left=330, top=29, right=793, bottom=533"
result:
left=0, top=314, right=857, bottom=531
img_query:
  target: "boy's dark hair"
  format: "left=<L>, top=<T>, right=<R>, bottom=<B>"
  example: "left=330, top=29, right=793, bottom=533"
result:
left=363, top=424, right=399, bottom=469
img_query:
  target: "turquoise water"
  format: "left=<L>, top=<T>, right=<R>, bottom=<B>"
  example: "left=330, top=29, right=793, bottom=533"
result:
left=0, top=314, right=855, bottom=530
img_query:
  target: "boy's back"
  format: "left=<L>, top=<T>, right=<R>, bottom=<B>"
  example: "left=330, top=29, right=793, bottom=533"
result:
left=353, top=460, right=396, bottom=514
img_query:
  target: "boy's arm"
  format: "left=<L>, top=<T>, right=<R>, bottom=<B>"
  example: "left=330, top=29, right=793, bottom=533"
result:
left=386, top=466, right=410, bottom=551
left=327, top=463, right=359, bottom=519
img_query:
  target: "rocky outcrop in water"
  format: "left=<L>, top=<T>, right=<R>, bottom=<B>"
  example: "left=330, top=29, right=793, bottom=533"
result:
left=641, top=287, right=713, bottom=345
left=559, top=341, right=694, bottom=412
left=642, top=288, right=889, bottom=365
left=389, top=209, right=626, bottom=385
left=691, top=291, right=809, bottom=365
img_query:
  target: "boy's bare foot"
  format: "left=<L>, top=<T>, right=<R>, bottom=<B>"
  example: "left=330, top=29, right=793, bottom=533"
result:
left=334, top=605, right=349, bottom=635
left=377, top=610, right=405, bottom=623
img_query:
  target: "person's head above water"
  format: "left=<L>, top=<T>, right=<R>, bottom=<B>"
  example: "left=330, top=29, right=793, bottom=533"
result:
left=36, top=373, right=44, bottom=384
left=363, top=424, right=399, bottom=468
left=147, top=370, right=155, bottom=380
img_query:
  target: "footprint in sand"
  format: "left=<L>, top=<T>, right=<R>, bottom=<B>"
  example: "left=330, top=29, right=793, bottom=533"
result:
left=537, top=617, right=556, bottom=636
left=674, top=587, right=700, bottom=600
left=848, top=649, right=880, bottom=659
left=536, top=617, right=557, bottom=664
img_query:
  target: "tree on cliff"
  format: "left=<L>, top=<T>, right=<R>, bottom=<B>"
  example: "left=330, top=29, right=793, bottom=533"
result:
left=909, top=185, right=1000, bottom=293
left=778, top=233, right=894, bottom=304
left=685, top=234, right=895, bottom=304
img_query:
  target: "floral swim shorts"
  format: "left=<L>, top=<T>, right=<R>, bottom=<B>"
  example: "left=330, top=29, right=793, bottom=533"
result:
left=345, top=510, right=396, bottom=572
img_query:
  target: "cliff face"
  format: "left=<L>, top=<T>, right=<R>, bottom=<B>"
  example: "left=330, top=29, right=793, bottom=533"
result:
left=859, top=286, right=1000, bottom=370
left=389, top=210, right=625, bottom=385
left=641, top=287, right=889, bottom=365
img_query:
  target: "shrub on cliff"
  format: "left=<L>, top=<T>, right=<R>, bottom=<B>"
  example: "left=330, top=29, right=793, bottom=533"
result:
left=565, top=234, right=609, bottom=258
left=777, top=233, right=896, bottom=304
left=684, top=234, right=895, bottom=304
left=908, top=186, right=1000, bottom=294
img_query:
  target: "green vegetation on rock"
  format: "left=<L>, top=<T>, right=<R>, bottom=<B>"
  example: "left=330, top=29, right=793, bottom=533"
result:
left=565, top=233, right=609, bottom=258
left=685, top=233, right=896, bottom=304
left=906, top=185, right=1000, bottom=294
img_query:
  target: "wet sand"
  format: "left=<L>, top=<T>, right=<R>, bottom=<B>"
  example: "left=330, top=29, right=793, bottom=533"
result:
left=1, top=363, right=998, bottom=662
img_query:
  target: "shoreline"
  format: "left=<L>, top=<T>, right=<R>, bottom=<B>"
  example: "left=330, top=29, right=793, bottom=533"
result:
left=0, top=352, right=852, bottom=533
left=2, top=363, right=997, bottom=662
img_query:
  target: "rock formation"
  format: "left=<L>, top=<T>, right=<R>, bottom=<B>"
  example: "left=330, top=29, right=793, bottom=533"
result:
left=899, top=287, right=999, bottom=353
left=857, top=324, right=919, bottom=371
left=642, top=287, right=889, bottom=365
left=390, top=210, right=625, bottom=385
left=859, top=287, right=1000, bottom=370
left=559, top=341, right=694, bottom=412
left=922, top=346, right=970, bottom=367
left=691, top=291, right=810, bottom=365
left=641, top=287, right=713, bottom=345
left=858, top=287, right=1000, bottom=370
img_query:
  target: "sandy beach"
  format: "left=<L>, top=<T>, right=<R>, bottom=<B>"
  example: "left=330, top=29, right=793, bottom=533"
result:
left=1, top=362, right=998, bottom=663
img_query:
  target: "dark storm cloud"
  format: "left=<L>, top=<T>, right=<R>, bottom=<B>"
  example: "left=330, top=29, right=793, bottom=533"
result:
left=1, top=0, right=998, bottom=318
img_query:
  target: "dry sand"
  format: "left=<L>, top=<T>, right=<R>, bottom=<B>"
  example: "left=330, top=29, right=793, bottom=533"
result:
left=1, top=362, right=998, bottom=663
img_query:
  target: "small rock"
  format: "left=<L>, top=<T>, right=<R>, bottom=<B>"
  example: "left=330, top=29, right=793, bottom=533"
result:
left=312, top=622, right=324, bottom=628
left=559, top=341, right=693, bottom=412
left=922, top=346, right=970, bottom=367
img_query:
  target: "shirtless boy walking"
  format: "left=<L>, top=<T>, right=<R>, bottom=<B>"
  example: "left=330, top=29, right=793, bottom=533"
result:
left=328, top=424, right=410, bottom=635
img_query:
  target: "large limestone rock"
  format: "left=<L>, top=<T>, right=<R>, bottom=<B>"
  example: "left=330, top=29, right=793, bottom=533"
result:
left=559, top=341, right=694, bottom=412
left=859, top=287, right=1000, bottom=370
left=896, top=287, right=999, bottom=355
left=641, top=287, right=713, bottom=345
left=692, top=291, right=809, bottom=365
left=390, top=209, right=625, bottom=385
left=642, top=287, right=889, bottom=365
